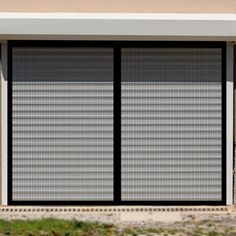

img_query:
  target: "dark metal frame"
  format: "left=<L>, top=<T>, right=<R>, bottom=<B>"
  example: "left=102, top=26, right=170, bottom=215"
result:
left=8, top=41, right=227, bottom=205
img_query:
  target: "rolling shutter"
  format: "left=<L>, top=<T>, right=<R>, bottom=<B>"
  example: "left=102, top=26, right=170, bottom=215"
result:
left=121, top=48, right=222, bottom=201
left=10, top=42, right=225, bottom=204
left=12, top=47, right=114, bottom=201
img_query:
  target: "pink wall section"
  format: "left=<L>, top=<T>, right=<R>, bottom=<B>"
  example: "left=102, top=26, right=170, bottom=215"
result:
left=0, top=0, right=236, bottom=13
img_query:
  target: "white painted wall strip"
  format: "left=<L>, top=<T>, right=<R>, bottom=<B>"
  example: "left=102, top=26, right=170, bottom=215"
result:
left=226, top=42, right=234, bottom=205
left=0, top=13, right=236, bottom=37
left=1, top=41, right=8, bottom=206
left=0, top=13, right=236, bottom=20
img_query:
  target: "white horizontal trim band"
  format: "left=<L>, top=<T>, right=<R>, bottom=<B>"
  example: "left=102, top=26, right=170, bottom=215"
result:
left=0, top=13, right=236, bottom=37
left=0, top=13, right=236, bottom=20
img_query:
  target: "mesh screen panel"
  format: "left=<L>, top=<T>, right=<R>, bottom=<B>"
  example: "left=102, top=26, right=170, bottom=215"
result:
left=121, top=48, right=222, bottom=201
left=12, top=47, right=114, bottom=201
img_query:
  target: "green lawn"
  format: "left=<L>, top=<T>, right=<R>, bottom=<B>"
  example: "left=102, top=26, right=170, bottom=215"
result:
left=0, top=218, right=235, bottom=236
left=0, top=219, right=116, bottom=236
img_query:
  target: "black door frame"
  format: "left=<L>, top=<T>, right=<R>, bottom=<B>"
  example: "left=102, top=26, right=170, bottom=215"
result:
left=8, top=41, right=226, bottom=205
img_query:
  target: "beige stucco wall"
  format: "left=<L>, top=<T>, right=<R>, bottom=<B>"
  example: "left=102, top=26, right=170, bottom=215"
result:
left=0, top=45, right=1, bottom=206
left=234, top=46, right=236, bottom=205
left=0, top=0, right=236, bottom=13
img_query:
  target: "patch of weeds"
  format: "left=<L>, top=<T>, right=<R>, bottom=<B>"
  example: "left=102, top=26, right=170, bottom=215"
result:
left=120, top=225, right=181, bottom=236
left=0, top=219, right=117, bottom=236
left=142, top=226, right=164, bottom=234
left=121, top=226, right=144, bottom=236
left=208, top=231, right=224, bottom=236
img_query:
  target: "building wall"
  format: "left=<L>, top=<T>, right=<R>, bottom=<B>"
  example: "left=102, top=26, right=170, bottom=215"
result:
left=0, top=0, right=236, bottom=13
left=0, top=42, right=235, bottom=205
left=0, top=0, right=236, bottom=204
left=0, top=45, right=1, bottom=205
left=234, top=46, right=236, bottom=204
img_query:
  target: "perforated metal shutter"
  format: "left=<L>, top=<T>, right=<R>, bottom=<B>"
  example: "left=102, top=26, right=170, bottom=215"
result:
left=12, top=47, right=114, bottom=201
left=121, top=48, right=222, bottom=201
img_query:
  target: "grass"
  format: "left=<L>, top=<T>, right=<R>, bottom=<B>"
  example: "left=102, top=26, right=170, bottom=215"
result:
left=0, top=219, right=117, bottom=236
left=0, top=218, right=235, bottom=236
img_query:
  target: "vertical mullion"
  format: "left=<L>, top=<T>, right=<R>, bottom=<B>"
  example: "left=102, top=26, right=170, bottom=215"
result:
left=113, top=46, right=121, bottom=203
left=221, top=44, right=227, bottom=204
left=8, top=43, right=13, bottom=205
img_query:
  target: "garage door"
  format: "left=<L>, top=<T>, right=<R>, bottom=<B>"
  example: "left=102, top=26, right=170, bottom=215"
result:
left=8, top=41, right=226, bottom=205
